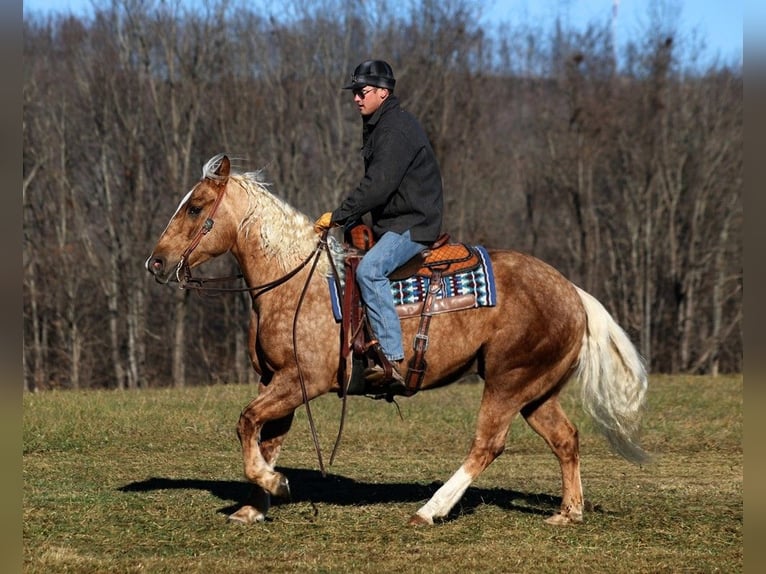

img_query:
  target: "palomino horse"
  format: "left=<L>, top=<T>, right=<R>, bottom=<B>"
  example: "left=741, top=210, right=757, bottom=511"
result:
left=146, top=154, right=649, bottom=526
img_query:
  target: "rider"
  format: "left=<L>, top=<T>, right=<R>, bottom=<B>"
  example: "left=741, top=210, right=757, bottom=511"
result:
left=314, top=59, right=444, bottom=386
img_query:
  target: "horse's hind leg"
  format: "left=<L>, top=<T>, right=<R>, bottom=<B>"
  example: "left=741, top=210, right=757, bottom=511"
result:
left=410, top=385, right=520, bottom=525
left=521, top=396, right=584, bottom=525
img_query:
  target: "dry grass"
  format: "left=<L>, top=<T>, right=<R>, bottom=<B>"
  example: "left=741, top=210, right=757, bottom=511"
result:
left=23, top=375, right=742, bottom=573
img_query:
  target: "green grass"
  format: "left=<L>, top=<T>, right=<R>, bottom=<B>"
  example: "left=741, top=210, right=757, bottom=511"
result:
left=23, top=375, right=742, bottom=573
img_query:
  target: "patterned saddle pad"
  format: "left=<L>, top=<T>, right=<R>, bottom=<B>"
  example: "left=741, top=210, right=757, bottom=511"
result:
left=328, top=245, right=496, bottom=321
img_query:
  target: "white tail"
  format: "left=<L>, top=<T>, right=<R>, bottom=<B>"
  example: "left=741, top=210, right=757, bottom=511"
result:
left=573, top=287, right=650, bottom=464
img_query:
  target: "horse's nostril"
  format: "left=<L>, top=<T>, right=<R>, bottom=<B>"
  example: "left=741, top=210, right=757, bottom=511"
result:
left=149, top=257, right=164, bottom=274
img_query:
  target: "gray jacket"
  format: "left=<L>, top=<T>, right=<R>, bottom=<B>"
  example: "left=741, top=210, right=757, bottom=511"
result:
left=331, top=95, right=443, bottom=244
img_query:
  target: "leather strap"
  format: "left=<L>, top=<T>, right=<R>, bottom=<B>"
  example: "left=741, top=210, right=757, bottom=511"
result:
left=404, top=269, right=443, bottom=395
left=178, top=180, right=227, bottom=268
left=343, top=255, right=374, bottom=357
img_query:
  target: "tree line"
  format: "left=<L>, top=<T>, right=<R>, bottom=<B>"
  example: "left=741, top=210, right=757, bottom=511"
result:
left=22, top=0, right=742, bottom=391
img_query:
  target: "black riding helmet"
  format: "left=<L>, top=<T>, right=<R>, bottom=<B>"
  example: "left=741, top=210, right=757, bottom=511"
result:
left=343, top=60, right=396, bottom=91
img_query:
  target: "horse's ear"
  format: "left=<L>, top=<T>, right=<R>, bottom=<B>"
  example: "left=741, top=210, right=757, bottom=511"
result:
left=216, top=155, right=231, bottom=179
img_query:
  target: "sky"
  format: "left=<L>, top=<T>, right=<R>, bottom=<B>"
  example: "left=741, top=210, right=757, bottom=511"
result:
left=22, top=0, right=745, bottom=66
left=482, top=0, right=744, bottom=65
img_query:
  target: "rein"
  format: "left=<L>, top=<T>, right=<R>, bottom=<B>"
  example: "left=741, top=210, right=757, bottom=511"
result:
left=176, top=244, right=322, bottom=298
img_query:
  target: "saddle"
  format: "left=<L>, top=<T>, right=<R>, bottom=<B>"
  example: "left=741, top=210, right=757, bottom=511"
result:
left=339, top=224, right=483, bottom=399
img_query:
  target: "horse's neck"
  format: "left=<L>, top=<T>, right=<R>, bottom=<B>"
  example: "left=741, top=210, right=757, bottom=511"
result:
left=229, top=179, right=329, bottom=299
left=231, top=229, right=320, bottom=294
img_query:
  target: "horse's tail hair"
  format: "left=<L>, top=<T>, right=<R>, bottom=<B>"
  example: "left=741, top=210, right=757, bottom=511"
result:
left=573, top=286, right=651, bottom=465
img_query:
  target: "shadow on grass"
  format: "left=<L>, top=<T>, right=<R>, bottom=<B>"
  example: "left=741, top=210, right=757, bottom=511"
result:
left=117, top=467, right=613, bottom=521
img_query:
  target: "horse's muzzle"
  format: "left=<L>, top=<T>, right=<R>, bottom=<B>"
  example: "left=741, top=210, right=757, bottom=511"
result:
left=145, top=255, right=173, bottom=284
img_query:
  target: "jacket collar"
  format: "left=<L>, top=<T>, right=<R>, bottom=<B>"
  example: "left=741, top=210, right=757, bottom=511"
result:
left=363, top=94, right=399, bottom=129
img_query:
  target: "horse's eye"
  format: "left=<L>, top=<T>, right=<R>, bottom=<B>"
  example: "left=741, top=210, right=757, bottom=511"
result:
left=188, top=205, right=202, bottom=216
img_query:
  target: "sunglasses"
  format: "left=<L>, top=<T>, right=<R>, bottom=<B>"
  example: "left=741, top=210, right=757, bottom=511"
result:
left=352, top=87, right=376, bottom=99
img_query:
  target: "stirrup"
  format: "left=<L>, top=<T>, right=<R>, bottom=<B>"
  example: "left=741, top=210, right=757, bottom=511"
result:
left=363, top=338, right=380, bottom=353
left=363, top=363, right=404, bottom=385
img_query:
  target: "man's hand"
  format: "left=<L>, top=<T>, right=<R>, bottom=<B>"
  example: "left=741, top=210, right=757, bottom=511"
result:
left=313, top=212, right=335, bottom=234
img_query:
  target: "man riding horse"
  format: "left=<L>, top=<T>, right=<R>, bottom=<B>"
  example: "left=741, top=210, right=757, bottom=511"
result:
left=314, top=59, right=444, bottom=393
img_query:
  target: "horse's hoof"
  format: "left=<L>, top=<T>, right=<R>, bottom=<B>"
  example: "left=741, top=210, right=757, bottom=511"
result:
left=228, top=505, right=265, bottom=524
left=408, top=513, right=433, bottom=526
left=545, top=511, right=582, bottom=526
left=273, top=474, right=291, bottom=500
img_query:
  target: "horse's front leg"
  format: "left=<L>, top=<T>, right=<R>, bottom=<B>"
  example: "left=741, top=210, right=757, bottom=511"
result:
left=228, top=371, right=314, bottom=524
left=228, top=410, right=295, bottom=524
left=259, top=410, right=295, bottom=468
left=229, top=317, right=293, bottom=524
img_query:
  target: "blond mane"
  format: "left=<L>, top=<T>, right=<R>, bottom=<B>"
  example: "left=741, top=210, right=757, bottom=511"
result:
left=202, top=155, right=336, bottom=274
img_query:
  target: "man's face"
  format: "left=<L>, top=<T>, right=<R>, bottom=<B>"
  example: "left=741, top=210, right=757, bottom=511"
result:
left=352, top=86, right=387, bottom=116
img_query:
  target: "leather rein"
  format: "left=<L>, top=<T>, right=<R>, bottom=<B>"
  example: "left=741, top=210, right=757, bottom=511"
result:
left=172, top=188, right=347, bottom=476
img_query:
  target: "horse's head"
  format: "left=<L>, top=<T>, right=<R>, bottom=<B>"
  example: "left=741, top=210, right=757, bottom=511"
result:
left=146, top=154, right=239, bottom=283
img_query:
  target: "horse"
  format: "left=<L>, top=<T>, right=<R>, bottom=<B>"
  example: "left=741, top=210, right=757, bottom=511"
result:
left=145, top=153, right=649, bottom=526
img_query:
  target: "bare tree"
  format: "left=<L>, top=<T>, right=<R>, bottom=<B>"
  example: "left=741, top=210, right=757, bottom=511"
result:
left=22, top=0, right=743, bottom=389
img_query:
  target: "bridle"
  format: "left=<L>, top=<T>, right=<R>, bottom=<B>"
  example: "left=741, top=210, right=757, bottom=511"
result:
left=170, top=187, right=347, bottom=475
left=175, top=178, right=228, bottom=285
left=174, top=180, right=326, bottom=299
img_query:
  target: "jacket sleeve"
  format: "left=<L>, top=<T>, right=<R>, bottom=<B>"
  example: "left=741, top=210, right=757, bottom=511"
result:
left=331, top=127, right=415, bottom=225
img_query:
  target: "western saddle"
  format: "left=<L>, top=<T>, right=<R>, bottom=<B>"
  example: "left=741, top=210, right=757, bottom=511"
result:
left=338, top=224, right=482, bottom=400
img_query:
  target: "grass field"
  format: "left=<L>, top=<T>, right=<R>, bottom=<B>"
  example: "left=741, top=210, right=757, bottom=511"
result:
left=23, top=374, right=742, bottom=573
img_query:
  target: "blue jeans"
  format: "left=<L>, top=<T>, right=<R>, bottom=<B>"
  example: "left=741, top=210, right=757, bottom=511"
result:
left=356, top=230, right=425, bottom=362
